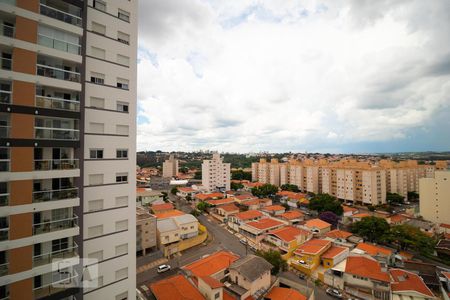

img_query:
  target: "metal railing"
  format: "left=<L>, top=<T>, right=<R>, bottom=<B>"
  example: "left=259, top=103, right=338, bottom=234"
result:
left=34, top=159, right=79, bottom=171
left=33, top=241, right=78, bottom=267
left=35, top=95, right=80, bottom=111
left=1, top=57, right=12, bottom=71
left=36, top=64, right=80, bottom=82
left=0, top=23, right=14, bottom=38
left=0, top=90, right=11, bottom=104
left=33, top=270, right=78, bottom=298
left=0, top=160, right=10, bottom=172
left=0, top=193, right=8, bottom=206
left=35, top=127, right=79, bottom=140
left=0, top=125, right=9, bottom=138
left=0, top=228, right=8, bottom=241
left=0, top=262, right=8, bottom=276
left=38, top=34, right=80, bottom=55
left=33, top=214, right=78, bottom=235
left=33, top=187, right=78, bottom=202
left=40, top=3, right=82, bottom=27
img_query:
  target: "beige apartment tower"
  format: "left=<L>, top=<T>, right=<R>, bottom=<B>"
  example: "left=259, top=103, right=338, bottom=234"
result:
left=202, top=153, right=230, bottom=192
left=419, top=171, right=450, bottom=225
left=162, top=154, right=178, bottom=178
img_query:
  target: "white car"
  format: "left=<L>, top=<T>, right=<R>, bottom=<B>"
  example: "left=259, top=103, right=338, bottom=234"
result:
left=326, top=288, right=343, bottom=298
left=239, top=239, right=247, bottom=244
left=157, top=264, right=171, bottom=273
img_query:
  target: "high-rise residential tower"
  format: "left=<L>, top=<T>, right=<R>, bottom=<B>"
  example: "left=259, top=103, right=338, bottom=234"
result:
left=420, top=171, right=450, bottom=225
left=201, top=152, right=230, bottom=192
left=162, top=154, right=178, bottom=178
left=0, top=0, right=137, bottom=299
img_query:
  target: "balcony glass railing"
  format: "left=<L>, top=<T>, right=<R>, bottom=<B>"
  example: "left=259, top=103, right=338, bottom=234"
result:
left=36, top=64, right=80, bottom=82
left=0, top=126, right=9, bottom=138
left=40, top=3, right=82, bottom=27
left=1, top=57, right=12, bottom=70
left=38, top=34, right=81, bottom=55
left=33, top=241, right=78, bottom=267
left=34, top=159, right=79, bottom=171
left=0, top=160, right=10, bottom=172
left=36, top=95, right=80, bottom=111
left=33, top=187, right=78, bottom=202
left=0, top=262, right=8, bottom=276
left=0, top=193, right=8, bottom=206
left=0, top=89, right=11, bottom=104
left=33, top=270, right=78, bottom=299
left=35, top=127, right=79, bottom=140
left=0, top=23, right=14, bottom=38
left=0, top=227, right=8, bottom=241
left=32, top=214, right=78, bottom=235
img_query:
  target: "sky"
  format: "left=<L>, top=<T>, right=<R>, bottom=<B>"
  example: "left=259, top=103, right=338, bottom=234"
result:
left=136, top=0, right=450, bottom=154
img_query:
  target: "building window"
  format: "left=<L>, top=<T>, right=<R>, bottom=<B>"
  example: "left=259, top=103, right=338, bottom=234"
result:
left=215, top=292, right=220, bottom=299
left=91, top=22, right=106, bottom=35
left=88, top=199, right=104, bottom=212
left=94, top=0, right=106, bottom=12
left=116, top=78, right=129, bottom=90
left=116, top=173, right=128, bottom=183
left=117, top=54, right=130, bottom=66
left=90, top=149, right=103, bottom=159
left=117, top=102, right=129, bottom=112
left=115, top=219, right=128, bottom=231
left=116, top=149, right=128, bottom=158
left=117, top=31, right=130, bottom=45
left=90, top=72, right=105, bottom=85
left=118, top=9, right=130, bottom=22
left=90, top=97, right=105, bottom=108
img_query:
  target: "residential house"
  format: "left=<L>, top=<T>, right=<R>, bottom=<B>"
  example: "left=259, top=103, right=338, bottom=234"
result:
left=264, top=287, right=307, bottom=300
left=405, top=219, right=436, bottom=236
left=196, top=192, right=225, bottom=202
left=156, top=213, right=199, bottom=256
left=343, top=205, right=359, bottom=217
left=215, top=204, right=240, bottom=222
left=390, top=269, right=436, bottom=300
left=388, top=214, right=408, bottom=225
left=175, top=214, right=199, bottom=239
left=150, top=274, right=205, bottom=300
left=177, top=187, right=197, bottom=198
left=291, top=239, right=332, bottom=276
left=151, top=202, right=174, bottom=214
left=263, top=226, right=312, bottom=257
left=350, top=213, right=371, bottom=223
left=206, top=198, right=236, bottom=208
left=228, top=210, right=264, bottom=232
left=262, top=205, right=286, bottom=216
left=157, top=218, right=181, bottom=246
left=239, top=218, right=285, bottom=249
left=227, top=255, right=273, bottom=299
left=303, top=219, right=332, bottom=235
left=155, top=209, right=185, bottom=219
left=242, top=181, right=264, bottom=192
left=324, top=229, right=357, bottom=248
left=197, top=276, right=224, bottom=300
left=136, top=207, right=157, bottom=256
left=136, top=188, right=164, bottom=206
left=353, top=243, right=394, bottom=267
left=278, top=210, right=304, bottom=225
left=321, top=246, right=349, bottom=269
left=233, top=194, right=259, bottom=204
left=241, top=198, right=272, bottom=210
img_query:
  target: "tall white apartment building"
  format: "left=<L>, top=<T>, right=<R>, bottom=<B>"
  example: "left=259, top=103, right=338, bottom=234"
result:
left=0, top=0, right=137, bottom=299
left=202, top=153, right=230, bottom=192
left=162, top=154, right=178, bottom=178
left=419, top=171, right=450, bottom=225
left=268, top=159, right=280, bottom=186
left=288, top=162, right=304, bottom=190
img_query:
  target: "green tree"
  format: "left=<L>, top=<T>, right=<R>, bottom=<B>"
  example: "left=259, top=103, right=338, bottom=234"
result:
left=351, top=216, right=390, bottom=243
left=407, top=191, right=419, bottom=201
left=161, top=192, right=168, bottom=202
left=190, top=209, right=200, bottom=217
left=179, top=167, right=189, bottom=174
left=231, top=170, right=252, bottom=181
left=194, top=171, right=202, bottom=180
left=390, top=224, right=436, bottom=255
left=197, top=201, right=210, bottom=212
left=170, top=187, right=179, bottom=195
left=308, top=193, right=343, bottom=216
left=255, top=250, right=286, bottom=275
left=386, top=192, right=404, bottom=204
left=251, top=184, right=278, bottom=198
left=231, top=182, right=244, bottom=191
left=280, top=184, right=299, bottom=192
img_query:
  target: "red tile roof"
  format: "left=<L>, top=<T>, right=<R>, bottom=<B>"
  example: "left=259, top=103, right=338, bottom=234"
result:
left=321, top=246, right=347, bottom=259
left=280, top=210, right=304, bottom=220
left=178, top=187, right=195, bottom=192
left=235, top=194, right=258, bottom=201
left=182, top=251, right=239, bottom=278
left=325, top=229, right=352, bottom=239
left=342, top=205, right=358, bottom=213
left=149, top=274, right=205, bottom=300
left=389, top=214, right=406, bottom=223
left=305, top=218, right=331, bottom=230
left=246, top=218, right=285, bottom=230
left=443, top=271, right=450, bottom=280
left=235, top=210, right=263, bottom=221
left=345, top=256, right=390, bottom=282
left=356, top=243, right=393, bottom=256
left=265, top=287, right=307, bottom=300
left=441, top=223, right=450, bottom=229
left=263, top=205, right=286, bottom=211
left=295, top=239, right=331, bottom=255
left=151, top=203, right=174, bottom=211
left=206, top=198, right=235, bottom=206
left=196, top=193, right=224, bottom=201
left=154, top=210, right=185, bottom=219
left=352, top=213, right=371, bottom=218
left=390, top=269, right=434, bottom=297
left=268, top=226, right=310, bottom=242
left=242, top=199, right=260, bottom=206
left=218, top=204, right=240, bottom=212
left=199, top=276, right=223, bottom=289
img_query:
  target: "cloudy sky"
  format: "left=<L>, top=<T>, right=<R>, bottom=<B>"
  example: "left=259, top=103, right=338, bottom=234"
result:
left=136, top=0, right=450, bottom=153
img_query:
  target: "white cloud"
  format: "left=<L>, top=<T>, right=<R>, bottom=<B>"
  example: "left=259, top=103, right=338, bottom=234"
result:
left=136, top=0, right=450, bottom=153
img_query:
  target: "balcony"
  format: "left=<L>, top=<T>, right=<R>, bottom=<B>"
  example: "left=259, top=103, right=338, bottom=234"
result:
left=39, top=2, right=82, bottom=27
left=38, top=34, right=81, bottom=55
left=0, top=57, right=11, bottom=71
left=34, top=159, right=79, bottom=171
left=0, top=193, right=8, bottom=206
left=0, top=89, right=11, bottom=104
left=32, top=214, right=78, bottom=235
left=33, top=187, right=78, bottom=202
left=36, top=64, right=80, bottom=82
left=0, top=23, right=14, bottom=38
left=0, top=126, right=9, bottom=138
left=33, top=241, right=78, bottom=267
left=35, top=127, right=79, bottom=140
left=0, top=262, right=7, bottom=276
left=36, top=95, right=80, bottom=112
left=33, top=270, right=78, bottom=299
left=0, top=160, right=9, bottom=172
left=0, top=227, right=8, bottom=241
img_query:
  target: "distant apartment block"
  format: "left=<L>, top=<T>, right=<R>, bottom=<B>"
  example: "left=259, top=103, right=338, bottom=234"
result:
left=136, top=207, right=156, bottom=256
left=0, top=0, right=138, bottom=299
left=419, top=171, right=450, bottom=225
left=202, top=152, right=230, bottom=192
left=162, top=154, right=178, bottom=178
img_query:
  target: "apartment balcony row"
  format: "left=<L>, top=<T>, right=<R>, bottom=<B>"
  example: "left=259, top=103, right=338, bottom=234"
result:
left=0, top=89, right=80, bottom=112
left=0, top=159, right=78, bottom=173
left=33, top=269, right=79, bottom=299
left=0, top=187, right=77, bottom=207
left=39, top=0, right=82, bottom=27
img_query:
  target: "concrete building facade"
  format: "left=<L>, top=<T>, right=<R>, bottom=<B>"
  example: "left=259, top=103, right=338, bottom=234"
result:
left=162, top=154, right=178, bottom=178
left=419, top=171, right=450, bottom=225
left=202, top=153, right=230, bottom=192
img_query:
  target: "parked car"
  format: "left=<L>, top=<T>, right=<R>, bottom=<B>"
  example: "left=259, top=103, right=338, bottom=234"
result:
left=239, top=239, right=247, bottom=245
left=326, top=288, right=343, bottom=298
left=157, top=264, right=171, bottom=273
